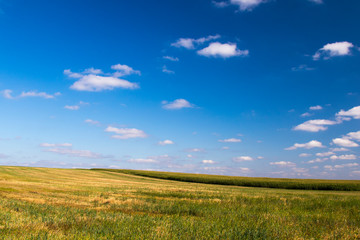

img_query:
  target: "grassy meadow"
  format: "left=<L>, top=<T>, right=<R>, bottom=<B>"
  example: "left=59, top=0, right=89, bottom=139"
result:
left=0, top=166, right=359, bottom=239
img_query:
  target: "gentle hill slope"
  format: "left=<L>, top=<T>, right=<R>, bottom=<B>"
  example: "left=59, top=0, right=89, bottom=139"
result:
left=93, top=169, right=360, bottom=191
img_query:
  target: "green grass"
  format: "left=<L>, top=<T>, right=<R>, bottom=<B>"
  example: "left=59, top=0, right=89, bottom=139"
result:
left=93, top=168, right=360, bottom=191
left=0, top=166, right=359, bottom=239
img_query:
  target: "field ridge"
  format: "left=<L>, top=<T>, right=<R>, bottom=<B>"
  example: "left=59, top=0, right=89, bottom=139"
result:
left=93, top=168, right=360, bottom=191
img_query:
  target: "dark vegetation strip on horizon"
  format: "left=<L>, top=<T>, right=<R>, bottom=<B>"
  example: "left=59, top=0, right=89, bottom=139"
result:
left=92, top=169, right=360, bottom=191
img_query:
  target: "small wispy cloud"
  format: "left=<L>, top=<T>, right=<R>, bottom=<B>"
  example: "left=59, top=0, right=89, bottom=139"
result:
left=285, top=140, right=324, bottom=150
left=171, top=35, right=220, bottom=49
left=1, top=89, right=61, bottom=99
left=162, top=99, right=195, bottom=110
left=158, top=140, right=174, bottom=145
left=105, top=126, right=147, bottom=139
left=163, top=56, right=179, bottom=61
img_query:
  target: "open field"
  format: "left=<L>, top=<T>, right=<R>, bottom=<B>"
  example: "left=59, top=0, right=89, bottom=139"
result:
left=0, top=166, right=359, bottom=239
left=94, top=169, right=360, bottom=191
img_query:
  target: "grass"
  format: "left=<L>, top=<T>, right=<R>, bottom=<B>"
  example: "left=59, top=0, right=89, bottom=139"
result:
left=0, top=166, right=358, bottom=239
left=93, top=168, right=360, bottom=191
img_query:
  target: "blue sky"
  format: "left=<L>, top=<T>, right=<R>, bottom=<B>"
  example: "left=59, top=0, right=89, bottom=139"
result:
left=0, top=0, right=360, bottom=179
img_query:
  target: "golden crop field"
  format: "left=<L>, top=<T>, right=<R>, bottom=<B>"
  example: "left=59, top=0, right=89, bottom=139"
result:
left=0, top=166, right=359, bottom=239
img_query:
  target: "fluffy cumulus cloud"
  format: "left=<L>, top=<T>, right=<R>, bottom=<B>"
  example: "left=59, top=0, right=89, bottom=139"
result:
left=332, top=137, right=359, bottom=147
left=105, top=126, right=147, bottom=139
left=158, top=140, right=174, bottom=145
left=162, top=99, right=194, bottom=110
left=293, top=119, right=339, bottom=132
left=65, top=64, right=139, bottom=92
left=233, top=156, right=254, bottom=162
left=171, top=35, right=220, bottom=49
left=197, top=42, right=249, bottom=58
left=270, top=161, right=296, bottom=167
left=285, top=140, right=324, bottom=150
left=218, top=138, right=241, bottom=143
left=316, top=151, right=335, bottom=157
left=313, top=41, right=355, bottom=60
left=1, top=89, right=61, bottom=99
left=330, top=154, right=357, bottom=160
left=347, top=131, right=360, bottom=141
left=337, top=106, right=360, bottom=120
left=230, top=0, right=266, bottom=11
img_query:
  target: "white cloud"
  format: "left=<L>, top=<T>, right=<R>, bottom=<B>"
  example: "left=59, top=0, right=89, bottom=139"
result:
left=218, top=138, right=241, bottom=143
left=128, top=158, right=158, bottom=163
left=70, top=74, right=139, bottom=92
left=291, top=64, right=315, bottom=71
left=293, top=119, right=339, bottom=132
left=197, top=42, right=249, bottom=58
left=330, top=154, right=357, bottom=160
left=233, top=156, right=254, bottom=162
left=299, top=153, right=312, bottom=157
left=313, top=41, right=355, bottom=60
left=162, top=65, right=175, bottom=74
left=45, top=147, right=106, bottom=159
left=331, top=147, right=349, bottom=152
left=63, top=69, right=83, bottom=78
left=301, top=112, right=312, bottom=118
left=187, top=148, right=205, bottom=153
left=111, top=64, right=141, bottom=77
left=83, top=68, right=103, bottom=74
left=309, top=105, right=322, bottom=110
left=307, top=158, right=327, bottom=164
left=2, top=90, right=61, bottom=100
left=230, top=0, right=266, bottom=11
left=202, top=160, right=215, bottom=164
left=66, top=64, right=140, bottom=92
left=1, top=89, right=14, bottom=99
left=332, top=137, right=359, bottom=147
left=162, top=99, right=194, bottom=110
left=336, top=163, right=359, bottom=168
left=40, top=143, right=72, bottom=147
left=347, top=131, right=360, bottom=141
left=257, top=156, right=264, bottom=159
left=171, top=35, right=221, bottom=49
left=64, top=105, right=80, bottom=110
left=270, top=161, right=296, bottom=167
left=85, top=119, right=100, bottom=125
left=336, top=106, right=360, bottom=119
left=20, top=91, right=61, bottom=99
left=222, top=146, right=230, bottom=150
left=212, top=1, right=230, bottom=8
left=285, top=140, right=324, bottom=150
left=316, top=151, right=335, bottom=157
left=158, top=140, right=174, bottom=145
left=105, top=126, right=147, bottom=139
left=163, top=56, right=179, bottom=61
left=309, top=0, right=323, bottom=4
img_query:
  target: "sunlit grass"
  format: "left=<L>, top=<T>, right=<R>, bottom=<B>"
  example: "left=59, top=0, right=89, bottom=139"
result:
left=0, top=166, right=359, bottom=239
